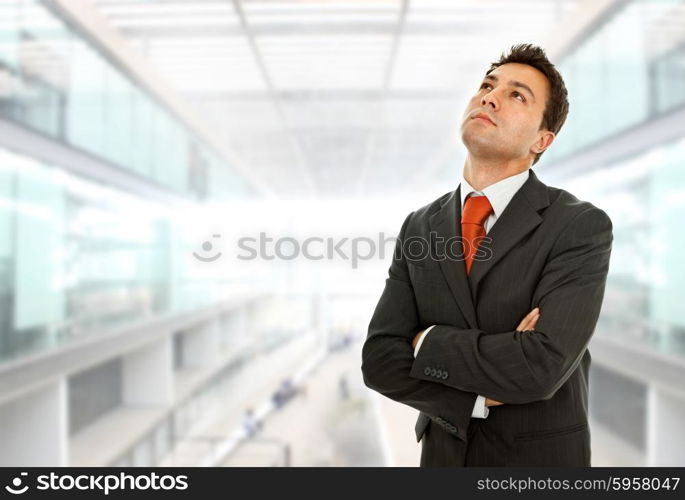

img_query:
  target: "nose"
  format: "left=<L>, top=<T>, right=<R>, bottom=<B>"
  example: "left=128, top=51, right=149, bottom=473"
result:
left=481, top=90, right=498, bottom=110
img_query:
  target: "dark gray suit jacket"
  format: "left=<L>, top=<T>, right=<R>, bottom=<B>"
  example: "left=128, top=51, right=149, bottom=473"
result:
left=360, top=168, right=613, bottom=466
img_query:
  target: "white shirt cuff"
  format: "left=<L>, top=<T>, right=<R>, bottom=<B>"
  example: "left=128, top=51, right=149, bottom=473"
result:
left=471, top=394, right=490, bottom=418
left=413, top=326, right=489, bottom=419
left=413, top=325, right=436, bottom=357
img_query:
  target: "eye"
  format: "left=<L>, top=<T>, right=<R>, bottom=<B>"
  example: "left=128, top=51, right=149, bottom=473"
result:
left=480, top=83, right=492, bottom=90
left=512, top=91, right=525, bottom=102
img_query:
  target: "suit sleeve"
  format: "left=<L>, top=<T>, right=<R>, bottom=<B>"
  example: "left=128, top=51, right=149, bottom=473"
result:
left=408, top=206, right=613, bottom=405
left=415, top=326, right=489, bottom=418
left=361, top=212, right=478, bottom=442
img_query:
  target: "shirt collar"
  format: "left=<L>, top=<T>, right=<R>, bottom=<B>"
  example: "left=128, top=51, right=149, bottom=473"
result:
left=459, top=169, right=530, bottom=219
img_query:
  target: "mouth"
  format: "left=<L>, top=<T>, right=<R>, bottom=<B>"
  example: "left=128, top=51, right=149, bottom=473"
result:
left=475, top=117, right=494, bottom=125
left=472, top=113, right=496, bottom=126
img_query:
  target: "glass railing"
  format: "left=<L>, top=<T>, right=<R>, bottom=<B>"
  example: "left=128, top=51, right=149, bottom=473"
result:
left=543, top=0, right=685, bottom=164
left=0, top=0, right=253, bottom=200
left=0, top=145, right=249, bottom=363
left=554, top=137, right=685, bottom=358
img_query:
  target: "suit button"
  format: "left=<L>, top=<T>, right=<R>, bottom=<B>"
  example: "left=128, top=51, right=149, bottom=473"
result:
left=430, top=368, right=437, bottom=377
left=441, top=371, right=449, bottom=380
left=424, top=367, right=431, bottom=376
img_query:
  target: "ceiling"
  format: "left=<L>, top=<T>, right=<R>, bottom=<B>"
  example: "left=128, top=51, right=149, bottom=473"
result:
left=89, top=0, right=581, bottom=199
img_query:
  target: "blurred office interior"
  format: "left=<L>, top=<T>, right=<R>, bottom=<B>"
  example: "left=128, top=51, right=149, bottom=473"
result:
left=0, top=0, right=684, bottom=466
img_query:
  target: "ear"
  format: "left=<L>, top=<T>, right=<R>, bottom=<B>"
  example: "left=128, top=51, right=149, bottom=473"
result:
left=530, top=130, right=555, bottom=155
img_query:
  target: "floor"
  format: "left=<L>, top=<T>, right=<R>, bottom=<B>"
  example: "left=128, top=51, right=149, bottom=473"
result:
left=163, top=337, right=645, bottom=467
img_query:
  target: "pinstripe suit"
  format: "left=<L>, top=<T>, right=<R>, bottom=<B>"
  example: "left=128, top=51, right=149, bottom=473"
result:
left=361, top=168, right=613, bottom=466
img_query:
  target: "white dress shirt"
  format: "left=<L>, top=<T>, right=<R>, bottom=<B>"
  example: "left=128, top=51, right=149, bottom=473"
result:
left=413, top=168, right=531, bottom=419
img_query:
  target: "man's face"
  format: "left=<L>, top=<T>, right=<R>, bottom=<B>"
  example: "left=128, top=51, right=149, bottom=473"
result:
left=460, top=62, right=553, bottom=163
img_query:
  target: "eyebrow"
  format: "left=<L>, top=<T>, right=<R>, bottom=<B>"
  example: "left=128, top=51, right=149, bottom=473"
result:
left=483, top=74, right=536, bottom=103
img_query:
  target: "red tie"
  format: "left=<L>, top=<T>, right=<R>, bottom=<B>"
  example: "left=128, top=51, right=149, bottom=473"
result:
left=461, top=194, right=493, bottom=275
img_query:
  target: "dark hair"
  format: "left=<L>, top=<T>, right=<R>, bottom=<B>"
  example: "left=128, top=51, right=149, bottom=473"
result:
left=486, top=43, right=569, bottom=165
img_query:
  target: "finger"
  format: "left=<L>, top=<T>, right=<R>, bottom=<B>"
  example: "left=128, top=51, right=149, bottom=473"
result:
left=525, top=309, right=540, bottom=327
left=517, top=317, right=532, bottom=331
left=530, top=313, right=540, bottom=327
left=519, top=314, right=540, bottom=333
left=517, top=310, right=534, bottom=329
left=517, top=308, right=540, bottom=331
left=522, top=308, right=539, bottom=324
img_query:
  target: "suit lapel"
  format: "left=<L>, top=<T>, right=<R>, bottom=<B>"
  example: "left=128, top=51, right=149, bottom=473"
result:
left=468, top=168, right=551, bottom=300
left=428, top=184, right=479, bottom=329
left=428, top=168, right=550, bottom=330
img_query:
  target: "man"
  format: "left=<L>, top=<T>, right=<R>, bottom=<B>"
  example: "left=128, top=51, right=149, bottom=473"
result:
left=360, top=44, right=613, bottom=466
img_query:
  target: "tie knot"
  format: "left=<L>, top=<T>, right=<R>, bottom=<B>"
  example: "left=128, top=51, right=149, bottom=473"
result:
left=462, top=195, right=493, bottom=225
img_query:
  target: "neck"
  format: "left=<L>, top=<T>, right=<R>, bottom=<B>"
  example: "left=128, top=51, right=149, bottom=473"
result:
left=462, top=154, right=530, bottom=191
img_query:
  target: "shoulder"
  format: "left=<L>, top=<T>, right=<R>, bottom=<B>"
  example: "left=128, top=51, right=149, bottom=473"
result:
left=543, top=185, right=613, bottom=253
left=393, top=190, right=453, bottom=236
left=414, top=190, right=453, bottom=220
left=544, top=184, right=612, bottom=230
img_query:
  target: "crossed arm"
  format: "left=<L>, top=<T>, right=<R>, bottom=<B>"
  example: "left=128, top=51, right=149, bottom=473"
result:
left=406, top=206, right=613, bottom=404
left=361, top=206, right=612, bottom=435
left=361, top=212, right=481, bottom=440
left=411, top=307, right=541, bottom=408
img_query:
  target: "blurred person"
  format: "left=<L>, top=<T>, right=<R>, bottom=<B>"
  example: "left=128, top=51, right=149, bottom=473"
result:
left=361, top=44, right=613, bottom=466
left=272, top=377, right=298, bottom=409
left=243, top=407, right=262, bottom=438
left=338, top=373, right=350, bottom=400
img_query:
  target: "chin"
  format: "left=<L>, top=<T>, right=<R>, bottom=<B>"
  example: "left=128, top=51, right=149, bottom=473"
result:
left=462, top=133, right=496, bottom=154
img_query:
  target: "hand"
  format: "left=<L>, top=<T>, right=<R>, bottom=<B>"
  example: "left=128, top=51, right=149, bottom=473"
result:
left=484, top=308, right=540, bottom=408
left=415, top=308, right=540, bottom=406
left=411, top=329, right=425, bottom=349
left=516, top=307, right=540, bottom=333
